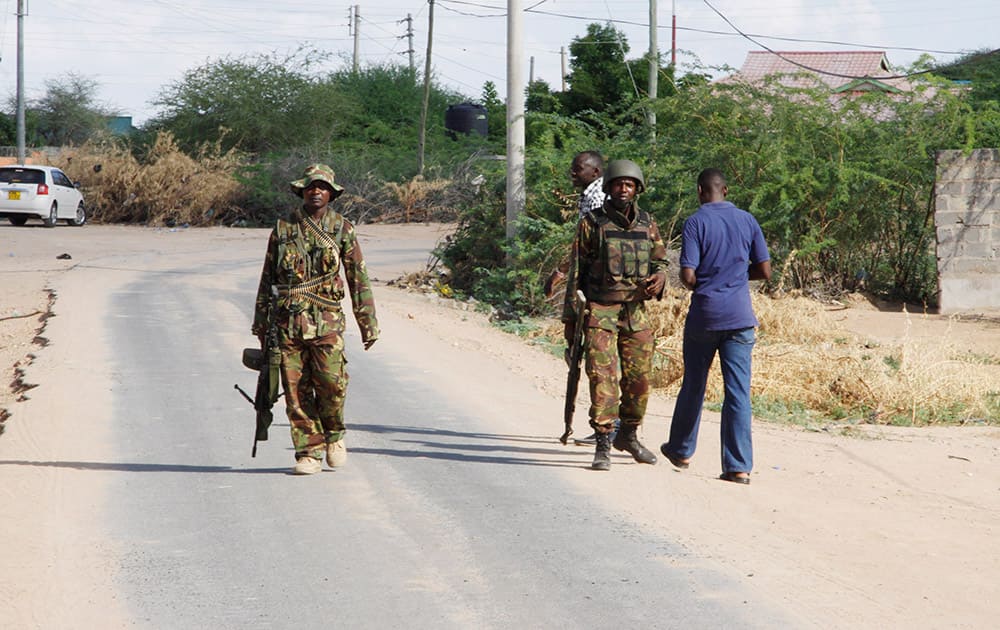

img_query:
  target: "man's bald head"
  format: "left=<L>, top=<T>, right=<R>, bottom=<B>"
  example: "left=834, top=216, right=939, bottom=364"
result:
left=570, top=151, right=604, bottom=188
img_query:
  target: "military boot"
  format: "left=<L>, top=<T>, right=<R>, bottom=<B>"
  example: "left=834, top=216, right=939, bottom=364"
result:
left=612, top=423, right=657, bottom=465
left=592, top=432, right=612, bottom=471
left=293, top=456, right=322, bottom=475
left=326, top=438, right=347, bottom=468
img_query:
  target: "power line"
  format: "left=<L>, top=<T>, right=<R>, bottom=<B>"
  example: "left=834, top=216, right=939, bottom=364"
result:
left=436, top=1, right=504, bottom=18
left=700, top=0, right=998, bottom=80
left=525, top=7, right=967, bottom=57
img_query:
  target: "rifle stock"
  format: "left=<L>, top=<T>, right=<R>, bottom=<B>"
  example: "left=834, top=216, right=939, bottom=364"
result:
left=560, top=289, right=588, bottom=444
left=235, top=287, right=281, bottom=457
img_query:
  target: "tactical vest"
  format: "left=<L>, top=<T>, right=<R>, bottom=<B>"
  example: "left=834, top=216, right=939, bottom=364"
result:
left=584, top=207, right=654, bottom=303
left=273, top=212, right=344, bottom=312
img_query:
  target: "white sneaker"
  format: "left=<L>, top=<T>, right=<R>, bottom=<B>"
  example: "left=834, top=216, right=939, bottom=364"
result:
left=293, top=456, right=322, bottom=475
left=326, top=438, right=347, bottom=467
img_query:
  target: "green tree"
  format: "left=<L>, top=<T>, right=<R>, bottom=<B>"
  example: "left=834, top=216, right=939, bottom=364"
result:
left=933, top=48, right=1000, bottom=107
left=560, top=23, right=636, bottom=118
left=148, top=49, right=345, bottom=154
left=480, top=81, right=506, bottom=145
left=0, top=113, right=15, bottom=145
left=30, top=73, right=112, bottom=146
left=525, top=79, right=561, bottom=114
left=442, top=65, right=1000, bottom=314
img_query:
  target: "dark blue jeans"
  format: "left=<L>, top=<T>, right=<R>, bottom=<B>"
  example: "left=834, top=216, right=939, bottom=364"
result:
left=666, top=325, right=756, bottom=473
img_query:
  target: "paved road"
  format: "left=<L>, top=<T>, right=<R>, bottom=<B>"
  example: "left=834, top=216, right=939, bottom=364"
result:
left=1, top=225, right=794, bottom=628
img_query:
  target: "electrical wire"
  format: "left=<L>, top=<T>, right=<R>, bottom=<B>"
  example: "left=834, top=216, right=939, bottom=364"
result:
left=437, top=2, right=505, bottom=18
left=602, top=0, right=641, bottom=98
left=525, top=8, right=967, bottom=57
left=700, top=0, right=998, bottom=80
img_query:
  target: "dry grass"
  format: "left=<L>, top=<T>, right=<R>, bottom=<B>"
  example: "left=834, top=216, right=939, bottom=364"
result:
left=541, top=289, right=1000, bottom=426
left=54, top=132, right=247, bottom=226
left=49, top=138, right=475, bottom=227
left=381, top=176, right=453, bottom=222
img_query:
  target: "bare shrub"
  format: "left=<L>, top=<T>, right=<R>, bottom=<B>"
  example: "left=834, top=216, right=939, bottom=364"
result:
left=381, top=176, right=452, bottom=222
left=55, top=132, right=247, bottom=226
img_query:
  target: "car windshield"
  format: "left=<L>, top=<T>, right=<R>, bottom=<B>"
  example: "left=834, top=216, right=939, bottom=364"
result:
left=0, top=168, right=46, bottom=184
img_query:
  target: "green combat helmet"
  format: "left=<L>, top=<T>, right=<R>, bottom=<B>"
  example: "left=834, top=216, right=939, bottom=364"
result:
left=603, top=159, right=645, bottom=194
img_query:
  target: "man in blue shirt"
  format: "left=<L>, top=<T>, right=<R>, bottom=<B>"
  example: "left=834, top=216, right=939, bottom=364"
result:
left=660, top=168, right=771, bottom=484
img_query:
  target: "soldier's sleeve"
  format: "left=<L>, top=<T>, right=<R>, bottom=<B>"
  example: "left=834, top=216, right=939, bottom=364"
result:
left=648, top=219, right=669, bottom=277
left=340, top=219, right=380, bottom=343
left=251, top=229, right=279, bottom=337
left=561, top=217, right=593, bottom=323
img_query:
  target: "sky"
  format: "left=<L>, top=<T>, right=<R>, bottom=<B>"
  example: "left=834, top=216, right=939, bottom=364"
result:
left=0, top=0, right=996, bottom=127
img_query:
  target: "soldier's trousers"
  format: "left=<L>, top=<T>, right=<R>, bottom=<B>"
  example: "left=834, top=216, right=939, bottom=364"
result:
left=584, top=302, right=654, bottom=433
left=279, top=331, right=348, bottom=459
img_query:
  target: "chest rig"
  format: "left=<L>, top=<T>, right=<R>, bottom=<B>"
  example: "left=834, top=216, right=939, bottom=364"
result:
left=584, top=206, right=654, bottom=304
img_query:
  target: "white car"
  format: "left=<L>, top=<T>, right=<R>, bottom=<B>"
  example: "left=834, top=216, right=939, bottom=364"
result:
left=0, top=165, right=86, bottom=227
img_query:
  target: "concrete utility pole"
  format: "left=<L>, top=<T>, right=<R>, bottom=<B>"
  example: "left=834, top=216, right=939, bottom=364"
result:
left=401, top=13, right=415, bottom=72
left=647, top=0, right=658, bottom=134
left=529, top=56, right=534, bottom=84
left=16, top=0, right=25, bottom=163
left=506, top=0, right=525, bottom=244
left=352, top=5, right=360, bottom=73
left=671, top=0, right=677, bottom=67
left=417, top=0, right=435, bottom=175
left=560, top=46, right=567, bottom=91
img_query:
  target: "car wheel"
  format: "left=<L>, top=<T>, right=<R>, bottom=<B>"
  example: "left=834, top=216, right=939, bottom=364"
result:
left=43, top=202, right=58, bottom=228
left=68, top=201, right=86, bottom=226
left=8, top=216, right=28, bottom=226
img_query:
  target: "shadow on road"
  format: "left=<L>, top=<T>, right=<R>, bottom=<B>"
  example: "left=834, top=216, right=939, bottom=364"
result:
left=0, top=460, right=286, bottom=474
left=351, top=422, right=606, bottom=469
left=0, top=425, right=609, bottom=473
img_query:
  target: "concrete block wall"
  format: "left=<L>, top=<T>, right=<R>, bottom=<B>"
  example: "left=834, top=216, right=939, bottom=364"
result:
left=935, top=149, right=1000, bottom=312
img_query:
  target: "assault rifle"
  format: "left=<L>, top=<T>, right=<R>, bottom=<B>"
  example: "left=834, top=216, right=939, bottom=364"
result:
left=234, top=287, right=282, bottom=457
left=560, top=289, right=588, bottom=445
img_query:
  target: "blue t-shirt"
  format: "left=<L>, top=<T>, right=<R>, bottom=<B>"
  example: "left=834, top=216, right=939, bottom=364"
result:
left=680, top=201, right=770, bottom=331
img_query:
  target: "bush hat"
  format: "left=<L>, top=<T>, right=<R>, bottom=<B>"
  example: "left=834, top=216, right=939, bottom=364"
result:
left=289, top=163, right=345, bottom=198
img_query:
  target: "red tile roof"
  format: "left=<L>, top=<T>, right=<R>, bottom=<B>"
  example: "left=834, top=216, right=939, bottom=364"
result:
left=724, top=51, right=912, bottom=92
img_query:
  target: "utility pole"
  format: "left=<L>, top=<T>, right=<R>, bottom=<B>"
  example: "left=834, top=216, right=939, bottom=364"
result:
left=647, top=0, right=658, bottom=135
left=671, top=0, right=677, bottom=67
left=529, top=56, right=534, bottom=84
left=560, top=46, right=567, bottom=91
left=417, top=0, right=434, bottom=175
left=400, top=13, right=415, bottom=72
left=16, top=0, right=25, bottom=163
left=352, top=5, right=360, bottom=73
left=506, top=0, right=525, bottom=244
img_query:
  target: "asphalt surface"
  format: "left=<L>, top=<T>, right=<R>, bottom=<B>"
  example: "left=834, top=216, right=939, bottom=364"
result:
left=13, top=225, right=797, bottom=628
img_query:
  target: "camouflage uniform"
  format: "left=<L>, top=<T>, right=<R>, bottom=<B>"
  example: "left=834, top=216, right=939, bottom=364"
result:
left=562, top=200, right=668, bottom=434
left=252, top=172, right=378, bottom=463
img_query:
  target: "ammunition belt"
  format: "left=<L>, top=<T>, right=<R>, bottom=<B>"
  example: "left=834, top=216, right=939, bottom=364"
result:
left=302, top=215, right=339, bottom=250
left=276, top=274, right=340, bottom=309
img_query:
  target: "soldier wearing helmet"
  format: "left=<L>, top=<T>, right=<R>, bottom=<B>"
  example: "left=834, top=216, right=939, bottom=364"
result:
left=561, top=159, right=669, bottom=471
left=251, top=163, right=379, bottom=475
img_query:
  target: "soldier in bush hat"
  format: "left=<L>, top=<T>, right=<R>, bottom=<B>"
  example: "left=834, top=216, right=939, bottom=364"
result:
left=251, top=163, right=379, bottom=475
left=561, top=159, right=669, bottom=471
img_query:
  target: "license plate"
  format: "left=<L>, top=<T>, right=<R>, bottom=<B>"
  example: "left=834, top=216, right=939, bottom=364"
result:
left=7, top=191, right=20, bottom=200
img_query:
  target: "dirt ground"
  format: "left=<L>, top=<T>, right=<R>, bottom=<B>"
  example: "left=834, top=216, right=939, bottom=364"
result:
left=2, top=224, right=999, bottom=627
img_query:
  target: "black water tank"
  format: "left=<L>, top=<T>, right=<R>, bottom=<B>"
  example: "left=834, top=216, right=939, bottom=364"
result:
left=445, top=102, right=488, bottom=138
